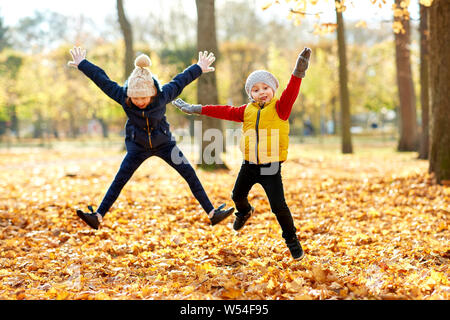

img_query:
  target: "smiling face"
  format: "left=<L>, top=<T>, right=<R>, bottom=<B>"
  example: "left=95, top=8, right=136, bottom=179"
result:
left=250, top=82, right=274, bottom=104
left=130, top=96, right=152, bottom=109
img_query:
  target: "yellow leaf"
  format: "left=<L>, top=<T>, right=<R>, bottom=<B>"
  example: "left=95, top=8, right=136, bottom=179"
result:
left=355, top=20, right=367, bottom=29
left=28, top=272, right=43, bottom=281
left=419, top=0, right=433, bottom=6
left=56, top=290, right=70, bottom=300
left=267, top=279, right=276, bottom=290
left=261, top=1, right=273, bottom=11
left=430, top=270, right=448, bottom=285
left=46, top=287, right=57, bottom=298
left=221, top=287, right=243, bottom=299
left=94, top=292, right=110, bottom=300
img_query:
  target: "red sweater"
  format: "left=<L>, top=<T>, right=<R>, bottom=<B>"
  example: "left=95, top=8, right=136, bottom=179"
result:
left=201, top=75, right=302, bottom=121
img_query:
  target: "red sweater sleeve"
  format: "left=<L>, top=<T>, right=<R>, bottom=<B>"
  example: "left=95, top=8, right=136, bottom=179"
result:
left=276, top=75, right=302, bottom=121
left=201, top=104, right=247, bottom=122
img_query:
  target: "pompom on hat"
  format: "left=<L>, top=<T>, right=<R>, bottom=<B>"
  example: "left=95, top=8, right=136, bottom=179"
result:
left=127, top=54, right=157, bottom=98
left=245, top=70, right=279, bottom=101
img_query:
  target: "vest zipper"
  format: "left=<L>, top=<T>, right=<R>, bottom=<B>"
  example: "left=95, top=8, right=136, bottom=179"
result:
left=255, top=107, right=262, bottom=164
left=144, top=111, right=153, bottom=149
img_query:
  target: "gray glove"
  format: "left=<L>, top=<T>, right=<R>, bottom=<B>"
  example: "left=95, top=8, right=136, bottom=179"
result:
left=293, top=47, right=311, bottom=78
left=172, top=98, right=202, bottom=115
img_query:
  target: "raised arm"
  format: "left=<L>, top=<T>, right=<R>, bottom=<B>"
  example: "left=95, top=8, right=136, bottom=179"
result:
left=161, top=51, right=216, bottom=104
left=172, top=98, right=246, bottom=123
left=276, top=48, right=311, bottom=121
left=68, top=47, right=126, bottom=105
left=202, top=104, right=246, bottom=122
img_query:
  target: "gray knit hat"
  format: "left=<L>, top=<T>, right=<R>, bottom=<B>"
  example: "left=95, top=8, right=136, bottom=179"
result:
left=245, top=70, right=279, bottom=101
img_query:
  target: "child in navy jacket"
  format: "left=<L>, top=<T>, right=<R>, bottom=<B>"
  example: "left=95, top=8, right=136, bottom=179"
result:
left=68, top=47, right=233, bottom=229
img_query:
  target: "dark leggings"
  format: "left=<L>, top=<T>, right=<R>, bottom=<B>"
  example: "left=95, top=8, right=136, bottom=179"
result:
left=231, top=161, right=297, bottom=240
left=97, top=142, right=214, bottom=216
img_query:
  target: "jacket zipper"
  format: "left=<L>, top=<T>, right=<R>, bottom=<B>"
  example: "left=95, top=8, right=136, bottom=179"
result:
left=143, top=111, right=153, bottom=149
left=255, top=107, right=262, bottom=164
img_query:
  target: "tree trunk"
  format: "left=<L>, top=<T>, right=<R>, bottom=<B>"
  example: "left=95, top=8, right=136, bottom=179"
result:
left=428, top=0, right=450, bottom=184
left=117, top=0, right=134, bottom=80
left=94, top=115, right=109, bottom=138
left=9, top=105, right=19, bottom=138
left=331, top=96, right=337, bottom=135
left=418, top=4, right=430, bottom=160
left=33, top=111, right=43, bottom=139
left=195, top=0, right=227, bottom=170
left=335, top=2, right=353, bottom=154
left=394, top=0, right=418, bottom=152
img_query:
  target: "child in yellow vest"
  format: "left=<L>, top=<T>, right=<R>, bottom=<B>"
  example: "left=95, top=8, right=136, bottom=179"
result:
left=173, top=48, right=311, bottom=260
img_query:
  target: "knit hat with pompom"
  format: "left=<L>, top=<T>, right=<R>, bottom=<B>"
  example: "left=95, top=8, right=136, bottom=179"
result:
left=127, top=54, right=157, bottom=98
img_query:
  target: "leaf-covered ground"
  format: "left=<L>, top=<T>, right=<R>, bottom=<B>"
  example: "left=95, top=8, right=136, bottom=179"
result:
left=0, top=142, right=448, bottom=300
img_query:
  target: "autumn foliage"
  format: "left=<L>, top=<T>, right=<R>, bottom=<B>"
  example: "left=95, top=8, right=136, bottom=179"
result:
left=0, top=143, right=448, bottom=300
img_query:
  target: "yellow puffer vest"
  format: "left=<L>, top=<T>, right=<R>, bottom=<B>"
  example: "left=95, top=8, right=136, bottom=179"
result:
left=240, top=98, right=289, bottom=164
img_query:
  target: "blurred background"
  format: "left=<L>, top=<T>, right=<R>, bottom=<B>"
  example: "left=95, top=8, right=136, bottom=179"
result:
left=0, top=0, right=426, bottom=150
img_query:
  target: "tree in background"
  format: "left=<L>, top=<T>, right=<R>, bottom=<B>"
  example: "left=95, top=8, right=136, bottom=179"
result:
left=0, top=14, right=12, bottom=137
left=12, top=11, right=68, bottom=54
left=0, top=51, right=23, bottom=138
left=265, top=0, right=354, bottom=153
left=221, top=41, right=264, bottom=106
left=116, top=0, right=134, bottom=81
left=393, top=0, right=418, bottom=152
left=0, top=14, right=10, bottom=52
left=335, top=0, right=353, bottom=153
left=418, top=2, right=430, bottom=160
left=195, top=0, right=227, bottom=169
left=428, top=0, right=450, bottom=184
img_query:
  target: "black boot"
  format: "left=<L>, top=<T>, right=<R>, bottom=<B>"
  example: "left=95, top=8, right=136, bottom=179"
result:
left=76, top=206, right=101, bottom=230
left=233, top=206, right=254, bottom=231
left=209, top=204, right=234, bottom=226
left=286, top=236, right=305, bottom=260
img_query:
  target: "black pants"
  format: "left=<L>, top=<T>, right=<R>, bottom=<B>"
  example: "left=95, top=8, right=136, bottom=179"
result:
left=97, top=142, right=214, bottom=216
left=231, top=161, right=297, bottom=240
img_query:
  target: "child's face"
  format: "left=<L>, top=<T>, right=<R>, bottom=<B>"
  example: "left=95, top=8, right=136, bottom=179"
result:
left=250, top=82, right=274, bottom=104
left=131, top=96, right=152, bottom=109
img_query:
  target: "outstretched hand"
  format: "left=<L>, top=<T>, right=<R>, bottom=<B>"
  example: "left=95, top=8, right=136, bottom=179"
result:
left=293, top=47, right=312, bottom=78
left=67, top=46, right=86, bottom=68
left=172, top=98, right=202, bottom=115
left=197, top=51, right=216, bottom=73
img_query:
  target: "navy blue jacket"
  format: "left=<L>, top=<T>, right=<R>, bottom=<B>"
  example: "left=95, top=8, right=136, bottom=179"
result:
left=78, top=59, right=202, bottom=150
